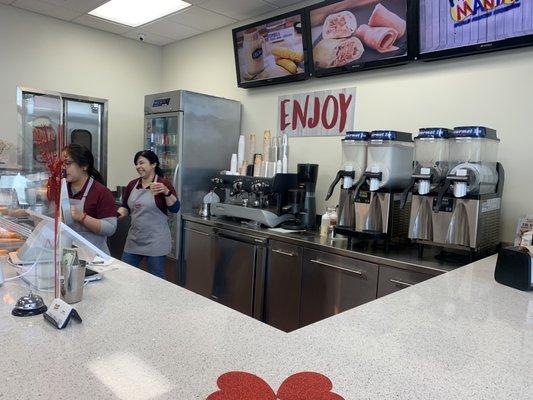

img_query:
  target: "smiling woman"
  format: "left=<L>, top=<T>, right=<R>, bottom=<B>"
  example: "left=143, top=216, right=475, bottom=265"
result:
left=62, top=144, right=118, bottom=254
left=117, top=150, right=180, bottom=279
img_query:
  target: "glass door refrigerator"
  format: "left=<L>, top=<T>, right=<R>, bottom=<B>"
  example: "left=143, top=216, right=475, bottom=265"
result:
left=17, top=87, right=108, bottom=182
left=144, top=91, right=242, bottom=270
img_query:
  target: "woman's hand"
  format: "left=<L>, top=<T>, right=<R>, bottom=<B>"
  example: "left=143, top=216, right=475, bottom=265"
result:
left=117, top=207, right=129, bottom=219
left=150, top=182, right=169, bottom=196
left=70, top=205, right=85, bottom=222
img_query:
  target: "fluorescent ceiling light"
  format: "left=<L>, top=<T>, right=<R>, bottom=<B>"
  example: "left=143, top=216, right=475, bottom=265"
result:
left=89, top=0, right=191, bottom=27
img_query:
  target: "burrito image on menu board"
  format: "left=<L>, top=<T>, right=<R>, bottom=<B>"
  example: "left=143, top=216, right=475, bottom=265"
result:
left=356, top=24, right=399, bottom=53
left=314, top=37, right=365, bottom=68
left=310, top=0, right=408, bottom=71
left=310, top=0, right=380, bottom=26
left=368, top=3, right=406, bottom=37
left=323, top=11, right=358, bottom=39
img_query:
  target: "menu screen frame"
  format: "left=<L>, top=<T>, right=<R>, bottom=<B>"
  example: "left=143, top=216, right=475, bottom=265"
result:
left=232, top=9, right=311, bottom=88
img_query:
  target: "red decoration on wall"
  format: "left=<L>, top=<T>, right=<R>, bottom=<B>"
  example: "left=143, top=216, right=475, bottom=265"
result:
left=207, top=371, right=345, bottom=400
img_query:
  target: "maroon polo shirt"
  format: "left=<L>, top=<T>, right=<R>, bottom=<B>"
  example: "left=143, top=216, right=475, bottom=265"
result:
left=122, top=176, right=177, bottom=215
left=68, top=178, right=117, bottom=219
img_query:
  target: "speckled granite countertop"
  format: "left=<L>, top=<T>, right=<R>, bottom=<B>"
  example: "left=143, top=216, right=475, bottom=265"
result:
left=183, top=214, right=464, bottom=275
left=0, top=255, right=531, bottom=399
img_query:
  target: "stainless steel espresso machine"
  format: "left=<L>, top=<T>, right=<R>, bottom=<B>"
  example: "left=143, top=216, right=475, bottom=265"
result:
left=403, top=128, right=452, bottom=244
left=352, top=131, right=414, bottom=242
left=325, top=131, right=370, bottom=236
left=210, top=173, right=298, bottom=227
left=429, top=126, right=504, bottom=260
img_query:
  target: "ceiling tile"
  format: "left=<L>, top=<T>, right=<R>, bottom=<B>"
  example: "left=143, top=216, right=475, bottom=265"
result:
left=165, top=6, right=236, bottom=32
left=123, top=30, right=175, bottom=46
left=73, top=14, right=131, bottom=35
left=199, top=0, right=277, bottom=20
left=140, top=19, right=201, bottom=41
left=11, top=0, right=82, bottom=20
left=263, top=0, right=303, bottom=7
left=41, top=0, right=108, bottom=13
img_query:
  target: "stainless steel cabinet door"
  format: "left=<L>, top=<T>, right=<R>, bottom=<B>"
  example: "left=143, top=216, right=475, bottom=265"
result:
left=212, top=233, right=257, bottom=316
left=265, top=240, right=303, bottom=332
left=300, top=249, right=379, bottom=327
left=377, top=265, right=435, bottom=298
left=182, top=224, right=215, bottom=298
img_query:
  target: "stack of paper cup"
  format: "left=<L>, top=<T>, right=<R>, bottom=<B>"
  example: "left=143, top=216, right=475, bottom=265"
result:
left=230, top=153, right=238, bottom=174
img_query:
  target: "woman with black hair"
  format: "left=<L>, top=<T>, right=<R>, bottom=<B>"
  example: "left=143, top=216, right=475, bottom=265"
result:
left=63, top=144, right=117, bottom=253
left=118, top=150, right=180, bottom=279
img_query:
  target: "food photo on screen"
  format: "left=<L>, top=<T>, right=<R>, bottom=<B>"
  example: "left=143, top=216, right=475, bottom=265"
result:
left=310, top=0, right=408, bottom=71
left=419, top=0, right=533, bottom=56
left=234, top=14, right=306, bottom=85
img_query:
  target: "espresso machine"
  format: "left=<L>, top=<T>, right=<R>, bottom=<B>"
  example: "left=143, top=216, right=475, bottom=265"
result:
left=430, top=126, right=504, bottom=259
left=325, top=131, right=370, bottom=235
left=403, top=128, right=452, bottom=243
left=282, top=164, right=319, bottom=230
left=353, top=130, right=414, bottom=241
left=210, top=173, right=298, bottom=227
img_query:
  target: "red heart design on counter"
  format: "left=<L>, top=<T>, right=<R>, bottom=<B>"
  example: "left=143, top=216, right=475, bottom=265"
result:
left=207, top=371, right=277, bottom=400
left=277, top=372, right=344, bottom=400
left=207, top=371, right=345, bottom=400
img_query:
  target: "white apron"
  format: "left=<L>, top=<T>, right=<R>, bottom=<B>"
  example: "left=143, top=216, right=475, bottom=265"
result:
left=124, top=176, right=171, bottom=257
left=68, top=177, right=110, bottom=254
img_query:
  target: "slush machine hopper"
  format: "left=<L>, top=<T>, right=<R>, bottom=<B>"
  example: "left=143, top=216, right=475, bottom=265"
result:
left=353, top=131, right=414, bottom=240
left=432, top=126, right=504, bottom=258
left=404, top=128, right=452, bottom=242
left=325, top=132, right=370, bottom=233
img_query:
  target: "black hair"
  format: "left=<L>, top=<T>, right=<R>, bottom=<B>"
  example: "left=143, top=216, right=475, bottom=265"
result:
left=64, top=144, right=104, bottom=184
left=134, top=150, right=164, bottom=177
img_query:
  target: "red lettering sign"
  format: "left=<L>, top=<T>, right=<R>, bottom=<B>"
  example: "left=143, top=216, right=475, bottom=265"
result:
left=278, top=88, right=356, bottom=137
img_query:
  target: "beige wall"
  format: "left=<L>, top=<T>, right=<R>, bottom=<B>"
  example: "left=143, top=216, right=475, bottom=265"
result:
left=0, top=5, right=162, bottom=188
left=162, top=11, right=532, bottom=243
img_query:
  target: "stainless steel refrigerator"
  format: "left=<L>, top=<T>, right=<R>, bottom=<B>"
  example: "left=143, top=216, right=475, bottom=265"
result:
left=144, top=90, right=242, bottom=265
left=17, top=86, right=108, bottom=182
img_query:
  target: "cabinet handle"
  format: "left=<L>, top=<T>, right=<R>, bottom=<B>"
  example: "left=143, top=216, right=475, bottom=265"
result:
left=272, top=249, right=295, bottom=257
left=185, top=228, right=210, bottom=237
left=309, top=259, right=363, bottom=277
left=389, top=279, right=413, bottom=288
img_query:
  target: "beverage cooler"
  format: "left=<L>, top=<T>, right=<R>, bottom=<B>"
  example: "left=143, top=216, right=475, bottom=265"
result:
left=144, top=91, right=242, bottom=264
left=17, top=87, right=107, bottom=181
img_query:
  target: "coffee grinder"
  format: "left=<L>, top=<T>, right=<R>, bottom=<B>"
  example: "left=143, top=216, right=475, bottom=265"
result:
left=353, top=130, right=414, bottom=242
left=325, top=131, right=370, bottom=235
left=282, top=163, right=319, bottom=230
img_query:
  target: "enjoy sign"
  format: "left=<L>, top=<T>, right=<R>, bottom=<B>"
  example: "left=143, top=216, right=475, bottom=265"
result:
left=278, top=87, right=356, bottom=137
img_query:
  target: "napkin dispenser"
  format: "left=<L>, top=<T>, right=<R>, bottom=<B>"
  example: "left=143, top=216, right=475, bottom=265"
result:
left=494, top=246, right=533, bottom=291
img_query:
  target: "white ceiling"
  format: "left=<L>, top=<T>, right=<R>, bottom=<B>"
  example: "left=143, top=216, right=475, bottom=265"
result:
left=2, top=0, right=306, bottom=46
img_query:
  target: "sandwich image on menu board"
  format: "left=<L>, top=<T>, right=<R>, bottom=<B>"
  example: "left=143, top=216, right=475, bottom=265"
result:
left=310, top=0, right=408, bottom=74
left=234, top=13, right=306, bottom=86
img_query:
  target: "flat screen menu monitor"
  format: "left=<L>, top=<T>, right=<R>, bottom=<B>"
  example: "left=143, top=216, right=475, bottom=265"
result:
left=232, top=10, right=309, bottom=88
left=419, top=0, right=533, bottom=60
left=308, top=0, right=413, bottom=77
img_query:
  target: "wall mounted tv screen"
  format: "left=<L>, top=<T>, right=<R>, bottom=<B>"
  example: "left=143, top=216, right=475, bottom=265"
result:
left=419, top=0, right=533, bottom=60
left=232, top=10, right=309, bottom=88
left=308, top=0, right=413, bottom=77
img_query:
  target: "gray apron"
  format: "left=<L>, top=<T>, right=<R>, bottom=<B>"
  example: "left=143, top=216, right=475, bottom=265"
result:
left=69, top=177, right=110, bottom=254
left=124, top=176, right=171, bottom=257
